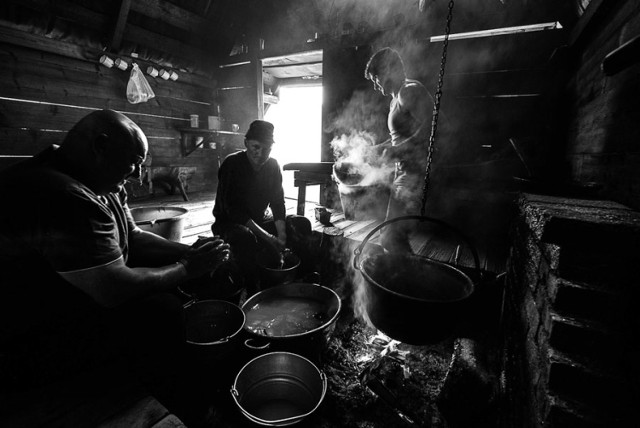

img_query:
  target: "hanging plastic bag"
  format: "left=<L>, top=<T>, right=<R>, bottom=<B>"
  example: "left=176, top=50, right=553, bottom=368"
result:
left=126, top=63, right=155, bottom=104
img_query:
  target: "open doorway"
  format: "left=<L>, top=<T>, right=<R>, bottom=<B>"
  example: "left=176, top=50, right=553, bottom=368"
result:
left=265, top=85, right=323, bottom=203
left=261, top=49, right=323, bottom=205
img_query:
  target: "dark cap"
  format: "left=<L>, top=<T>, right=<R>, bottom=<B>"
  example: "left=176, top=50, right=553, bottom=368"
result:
left=245, top=120, right=275, bottom=144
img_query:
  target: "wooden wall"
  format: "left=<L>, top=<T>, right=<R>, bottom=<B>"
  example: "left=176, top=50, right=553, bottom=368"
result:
left=0, top=41, right=221, bottom=198
left=215, top=57, right=263, bottom=154
left=564, top=0, right=640, bottom=209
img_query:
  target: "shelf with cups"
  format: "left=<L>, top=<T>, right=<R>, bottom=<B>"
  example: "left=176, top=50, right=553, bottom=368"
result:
left=179, top=128, right=244, bottom=157
left=99, top=53, right=180, bottom=81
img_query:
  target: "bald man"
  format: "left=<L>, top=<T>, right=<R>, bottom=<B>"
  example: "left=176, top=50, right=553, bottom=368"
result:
left=0, top=110, right=229, bottom=423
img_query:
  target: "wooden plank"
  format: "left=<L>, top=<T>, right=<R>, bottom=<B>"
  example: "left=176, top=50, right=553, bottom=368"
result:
left=110, top=0, right=132, bottom=51
left=569, top=0, right=607, bottom=47
left=8, top=0, right=111, bottom=33
left=255, top=58, right=264, bottom=119
left=0, top=25, right=98, bottom=62
left=0, top=100, right=186, bottom=133
left=341, top=218, right=379, bottom=238
left=0, top=42, right=216, bottom=95
left=0, top=46, right=215, bottom=106
left=96, top=395, right=178, bottom=428
left=0, top=13, right=214, bottom=85
left=0, top=80, right=210, bottom=124
left=0, top=157, right=26, bottom=171
left=216, top=63, right=255, bottom=89
left=122, top=24, right=214, bottom=72
left=0, top=128, right=65, bottom=155
left=130, top=0, right=208, bottom=33
left=347, top=220, right=384, bottom=243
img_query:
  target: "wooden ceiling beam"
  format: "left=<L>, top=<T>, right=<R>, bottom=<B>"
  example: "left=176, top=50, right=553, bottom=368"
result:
left=130, top=0, right=208, bottom=32
left=7, top=0, right=109, bottom=30
left=110, top=0, right=132, bottom=51
left=569, top=0, right=606, bottom=46
left=123, top=24, right=215, bottom=72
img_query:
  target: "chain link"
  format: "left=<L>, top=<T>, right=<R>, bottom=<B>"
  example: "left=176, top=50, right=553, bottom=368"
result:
left=421, top=0, right=455, bottom=216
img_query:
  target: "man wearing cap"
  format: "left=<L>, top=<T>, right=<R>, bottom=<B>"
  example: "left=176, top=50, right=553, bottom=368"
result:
left=212, top=120, right=311, bottom=292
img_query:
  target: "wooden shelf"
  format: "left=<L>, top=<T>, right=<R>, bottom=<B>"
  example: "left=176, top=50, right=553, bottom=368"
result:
left=179, top=128, right=243, bottom=156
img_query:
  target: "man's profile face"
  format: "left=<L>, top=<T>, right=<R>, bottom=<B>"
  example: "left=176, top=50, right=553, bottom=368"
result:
left=369, top=73, right=392, bottom=96
left=245, top=138, right=273, bottom=170
left=96, top=128, right=148, bottom=195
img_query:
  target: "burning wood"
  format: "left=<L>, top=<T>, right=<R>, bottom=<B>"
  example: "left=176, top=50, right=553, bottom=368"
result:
left=316, top=314, right=454, bottom=427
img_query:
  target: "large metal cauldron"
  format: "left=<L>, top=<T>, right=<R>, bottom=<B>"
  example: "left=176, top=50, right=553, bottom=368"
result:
left=241, top=282, right=341, bottom=361
left=353, top=216, right=480, bottom=345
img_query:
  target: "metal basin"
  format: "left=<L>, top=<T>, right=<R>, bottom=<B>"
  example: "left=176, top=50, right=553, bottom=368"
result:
left=231, top=351, right=327, bottom=426
left=241, top=282, right=341, bottom=360
left=130, top=206, right=189, bottom=242
left=256, top=250, right=301, bottom=288
left=184, top=299, right=245, bottom=364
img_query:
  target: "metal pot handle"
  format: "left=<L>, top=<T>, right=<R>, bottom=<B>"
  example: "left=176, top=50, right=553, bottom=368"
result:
left=353, top=215, right=481, bottom=275
left=243, top=337, right=270, bottom=351
left=182, top=298, right=196, bottom=309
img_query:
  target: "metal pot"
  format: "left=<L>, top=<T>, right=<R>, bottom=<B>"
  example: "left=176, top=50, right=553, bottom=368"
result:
left=130, top=206, right=189, bottom=242
left=183, top=299, right=246, bottom=364
left=332, top=163, right=390, bottom=220
left=353, top=216, right=480, bottom=345
left=256, top=249, right=301, bottom=288
left=179, top=264, right=245, bottom=305
left=231, top=351, right=327, bottom=426
left=241, top=282, right=341, bottom=361
left=332, top=161, right=364, bottom=185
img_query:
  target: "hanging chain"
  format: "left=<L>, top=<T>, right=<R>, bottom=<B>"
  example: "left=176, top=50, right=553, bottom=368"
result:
left=420, top=0, right=454, bottom=216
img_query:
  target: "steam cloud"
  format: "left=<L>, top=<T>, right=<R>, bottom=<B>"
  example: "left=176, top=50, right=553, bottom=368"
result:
left=330, top=131, right=394, bottom=187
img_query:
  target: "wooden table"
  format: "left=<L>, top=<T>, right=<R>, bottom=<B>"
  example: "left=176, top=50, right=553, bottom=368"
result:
left=283, top=162, right=334, bottom=215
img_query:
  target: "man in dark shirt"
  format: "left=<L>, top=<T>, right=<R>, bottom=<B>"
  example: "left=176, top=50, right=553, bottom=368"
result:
left=212, top=120, right=313, bottom=292
left=0, top=109, right=230, bottom=425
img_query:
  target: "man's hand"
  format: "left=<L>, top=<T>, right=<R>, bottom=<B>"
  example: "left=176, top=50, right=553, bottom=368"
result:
left=267, top=233, right=286, bottom=253
left=180, top=236, right=231, bottom=279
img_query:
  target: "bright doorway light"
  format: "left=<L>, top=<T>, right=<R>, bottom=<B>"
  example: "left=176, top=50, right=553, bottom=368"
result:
left=265, top=85, right=323, bottom=203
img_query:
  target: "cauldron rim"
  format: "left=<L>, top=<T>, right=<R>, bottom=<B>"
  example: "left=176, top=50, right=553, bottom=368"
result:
left=359, top=253, right=475, bottom=303
left=241, top=282, right=342, bottom=340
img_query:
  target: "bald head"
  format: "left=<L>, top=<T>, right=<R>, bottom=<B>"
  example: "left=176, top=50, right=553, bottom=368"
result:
left=61, top=109, right=149, bottom=195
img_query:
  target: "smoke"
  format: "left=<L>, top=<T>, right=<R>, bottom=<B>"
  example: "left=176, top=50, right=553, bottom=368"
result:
left=327, top=89, right=389, bottom=137
left=326, top=85, right=394, bottom=189
left=349, top=255, right=374, bottom=327
left=331, top=131, right=394, bottom=184
left=325, top=232, right=375, bottom=328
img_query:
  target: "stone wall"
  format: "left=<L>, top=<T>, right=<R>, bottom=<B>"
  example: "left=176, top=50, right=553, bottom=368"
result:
left=500, top=193, right=640, bottom=427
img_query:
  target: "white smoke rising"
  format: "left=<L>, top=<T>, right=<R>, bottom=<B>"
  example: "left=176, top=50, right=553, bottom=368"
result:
left=331, top=131, right=394, bottom=187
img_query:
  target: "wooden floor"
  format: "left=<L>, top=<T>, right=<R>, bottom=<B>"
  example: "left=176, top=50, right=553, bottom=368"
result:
left=128, top=191, right=507, bottom=274
left=128, top=191, right=384, bottom=245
